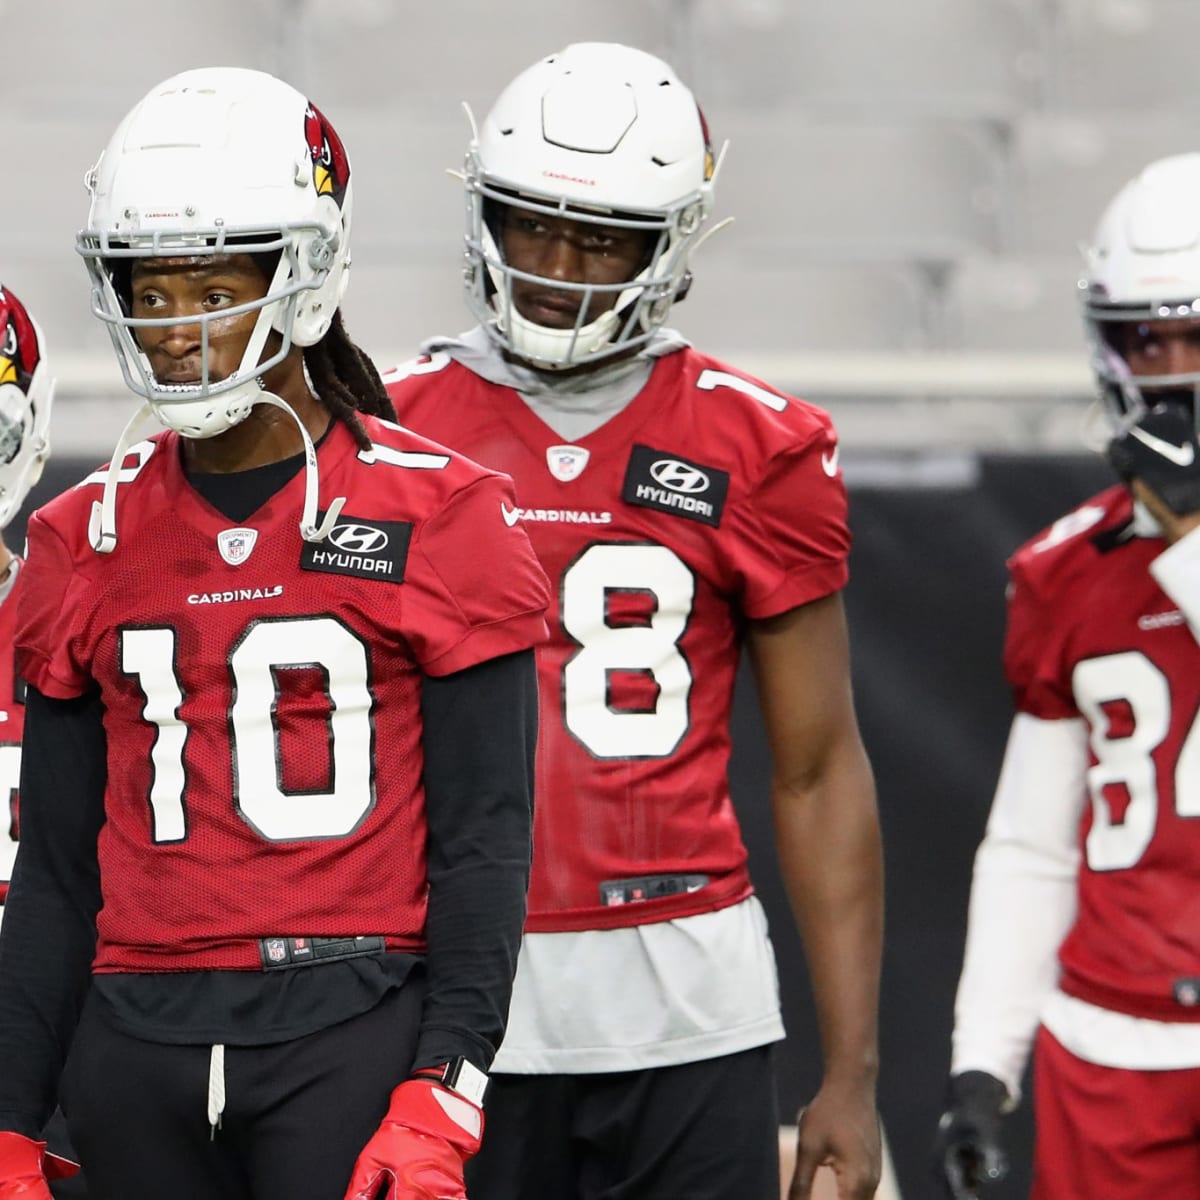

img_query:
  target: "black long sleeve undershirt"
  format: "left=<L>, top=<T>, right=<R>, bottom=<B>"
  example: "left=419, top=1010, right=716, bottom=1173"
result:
left=414, top=647, right=537, bottom=1072
left=0, top=687, right=106, bottom=1137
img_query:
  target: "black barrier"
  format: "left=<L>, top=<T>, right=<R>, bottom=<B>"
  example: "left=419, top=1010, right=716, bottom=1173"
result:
left=12, top=451, right=1119, bottom=1199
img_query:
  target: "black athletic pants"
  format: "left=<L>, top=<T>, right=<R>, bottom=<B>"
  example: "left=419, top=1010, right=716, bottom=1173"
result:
left=466, top=1044, right=780, bottom=1200
left=58, top=983, right=424, bottom=1200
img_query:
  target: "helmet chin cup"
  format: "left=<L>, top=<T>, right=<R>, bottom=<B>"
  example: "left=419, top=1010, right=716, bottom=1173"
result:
left=498, top=295, right=622, bottom=371
left=148, top=378, right=261, bottom=440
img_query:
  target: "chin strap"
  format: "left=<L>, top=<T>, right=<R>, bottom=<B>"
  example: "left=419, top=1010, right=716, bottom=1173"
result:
left=89, top=394, right=345, bottom=554
left=89, top=400, right=154, bottom=554
left=688, top=215, right=735, bottom=258
left=254, top=391, right=346, bottom=544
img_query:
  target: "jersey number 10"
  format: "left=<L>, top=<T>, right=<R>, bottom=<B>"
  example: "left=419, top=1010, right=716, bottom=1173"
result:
left=122, top=616, right=373, bottom=844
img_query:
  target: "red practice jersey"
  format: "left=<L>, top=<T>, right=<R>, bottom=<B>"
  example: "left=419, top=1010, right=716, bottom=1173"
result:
left=385, top=347, right=850, bottom=932
left=1006, top=485, right=1200, bottom=1021
left=0, top=569, right=24, bottom=907
left=16, top=416, right=549, bottom=972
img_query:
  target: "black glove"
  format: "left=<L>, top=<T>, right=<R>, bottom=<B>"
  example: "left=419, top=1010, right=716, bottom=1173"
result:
left=1107, top=398, right=1200, bottom=515
left=933, top=1070, right=1009, bottom=1199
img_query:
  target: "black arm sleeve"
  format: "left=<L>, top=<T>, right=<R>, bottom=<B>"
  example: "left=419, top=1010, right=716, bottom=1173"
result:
left=0, top=687, right=106, bottom=1136
left=412, top=648, right=537, bottom=1074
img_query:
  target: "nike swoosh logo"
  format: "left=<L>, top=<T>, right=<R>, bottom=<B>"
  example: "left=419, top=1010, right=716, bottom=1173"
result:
left=500, top=502, right=521, bottom=527
left=821, top=445, right=840, bottom=477
left=1130, top=425, right=1196, bottom=467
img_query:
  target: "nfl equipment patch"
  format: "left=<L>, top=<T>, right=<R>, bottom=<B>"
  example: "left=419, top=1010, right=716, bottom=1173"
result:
left=546, top=444, right=590, bottom=482
left=621, top=445, right=729, bottom=527
left=300, top=514, right=412, bottom=583
left=217, top=527, right=258, bottom=566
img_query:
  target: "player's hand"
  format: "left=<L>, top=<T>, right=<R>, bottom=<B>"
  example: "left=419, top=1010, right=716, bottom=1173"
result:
left=1107, top=399, right=1200, bottom=526
left=933, top=1071, right=1009, bottom=1199
left=0, top=1131, right=80, bottom=1199
left=788, top=1081, right=880, bottom=1199
left=341, top=1078, right=483, bottom=1200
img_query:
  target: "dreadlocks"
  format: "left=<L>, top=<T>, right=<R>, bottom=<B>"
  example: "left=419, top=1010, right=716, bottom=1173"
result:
left=304, top=310, right=396, bottom=451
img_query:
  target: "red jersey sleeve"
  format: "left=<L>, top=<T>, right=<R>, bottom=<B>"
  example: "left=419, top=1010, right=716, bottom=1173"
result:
left=15, top=511, right=93, bottom=700
left=726, top=421, right=851, bottom=619
left=1003, top=556, right=1077, bottom=720
left=404, top=471, right=550, bottom=676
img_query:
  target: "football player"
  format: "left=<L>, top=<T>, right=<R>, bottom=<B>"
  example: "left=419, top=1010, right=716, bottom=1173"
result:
left=384, top=43, right=884, bottom=1200
left=0, top=287, right=84, bottom=1199
left=0, top=284, right=52, bottom=929
left=0, top=68, right=549, bottom=1200
left=936, top=153, right=1200, bottom=1200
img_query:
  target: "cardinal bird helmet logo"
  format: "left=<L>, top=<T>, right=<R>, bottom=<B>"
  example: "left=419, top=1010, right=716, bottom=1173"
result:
left=304, top=102, right=350, bottom=208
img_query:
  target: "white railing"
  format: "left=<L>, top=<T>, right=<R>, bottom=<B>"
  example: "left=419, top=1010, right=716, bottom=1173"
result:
left=51, top=350, right=1099, bottom=461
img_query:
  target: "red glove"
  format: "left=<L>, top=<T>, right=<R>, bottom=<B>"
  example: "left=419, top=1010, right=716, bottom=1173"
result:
left=0, top=1131, right=80, bottom=1199
left=342, top=1078, right=484, bottom=1200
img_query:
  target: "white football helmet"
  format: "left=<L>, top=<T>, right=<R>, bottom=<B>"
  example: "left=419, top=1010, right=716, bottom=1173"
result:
left=1082, top=152, right=1200, bottom=431
left=463, top=42, right=720, bottom=370
left=78, top=66, right=353, bottom=440
left=0, top=286, right=52, bottom=530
